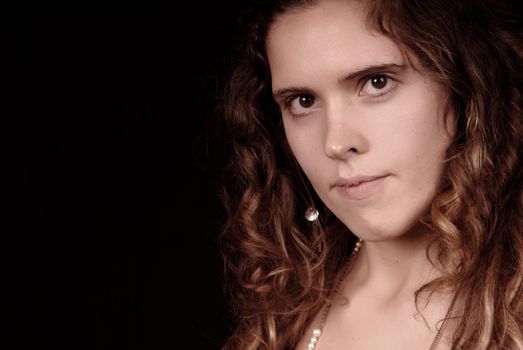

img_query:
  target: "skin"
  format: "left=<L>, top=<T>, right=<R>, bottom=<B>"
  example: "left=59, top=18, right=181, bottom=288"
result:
left=267, top=1, right=456, bottom=349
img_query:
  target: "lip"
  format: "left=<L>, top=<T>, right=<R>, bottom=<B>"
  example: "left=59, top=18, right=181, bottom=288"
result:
left=332, top=174, right=389, bottom=200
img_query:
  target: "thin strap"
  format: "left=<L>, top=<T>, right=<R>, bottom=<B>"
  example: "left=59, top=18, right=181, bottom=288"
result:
left=428, top=293, right=458, bottom=350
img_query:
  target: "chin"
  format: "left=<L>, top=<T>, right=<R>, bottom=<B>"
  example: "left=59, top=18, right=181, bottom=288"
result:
left=340, top=214, right=424, bottom=242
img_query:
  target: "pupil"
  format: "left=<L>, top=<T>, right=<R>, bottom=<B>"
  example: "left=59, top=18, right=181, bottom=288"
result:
left=299, top=95, right=314, bottom=108
left=371, top=76, right=387, bottom=89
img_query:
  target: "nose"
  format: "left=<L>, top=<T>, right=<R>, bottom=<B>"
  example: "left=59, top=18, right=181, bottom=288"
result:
left=323, top=108, right=368, bottom=160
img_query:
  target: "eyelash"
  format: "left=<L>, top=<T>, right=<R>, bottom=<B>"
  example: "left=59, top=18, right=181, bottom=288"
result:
left=359, top=74, right=397, bottom=98
left=283, top=94, right=317, bottom=118
left=282, top=73, right=398, bottom=118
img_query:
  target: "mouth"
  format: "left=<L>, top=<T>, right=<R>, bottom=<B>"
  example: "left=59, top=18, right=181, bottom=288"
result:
left=332, top=175, right=389, bottom=200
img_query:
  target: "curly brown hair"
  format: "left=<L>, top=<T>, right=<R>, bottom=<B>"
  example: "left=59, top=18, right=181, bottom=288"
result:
left=218, top=0, right=523, bottom=348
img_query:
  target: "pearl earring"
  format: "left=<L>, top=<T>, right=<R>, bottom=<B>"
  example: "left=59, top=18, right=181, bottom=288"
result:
left=304, top=207, right=319, bottom=222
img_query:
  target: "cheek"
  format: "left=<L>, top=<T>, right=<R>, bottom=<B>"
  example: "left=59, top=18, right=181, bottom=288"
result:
left=391, top=124, right=450, bottom=197
left=283, top=123, right=303, bottom=164
left=382, top=88, right=453, bottom=167
left=284, top=125, right=329, bottom=198
left=288, top=140, right=319, bottom=182
left=373, top=93, right=453, bottom=216
left=284, top=120, right=320, bottom=168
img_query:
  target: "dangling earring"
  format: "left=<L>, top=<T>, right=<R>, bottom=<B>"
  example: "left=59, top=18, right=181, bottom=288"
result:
left=304, top=207, right=319, bottom=222
left=288, top=150, right=320, bottom=223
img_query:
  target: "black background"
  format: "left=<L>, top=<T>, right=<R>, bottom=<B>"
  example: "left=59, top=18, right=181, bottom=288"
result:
left=7, top=6, right=251, bottom=350
left=6, top=3, right=523, bottom=350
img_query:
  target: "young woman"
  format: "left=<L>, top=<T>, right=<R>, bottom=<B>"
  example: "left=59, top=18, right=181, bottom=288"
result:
left=218, top=0, right=523, bottom=348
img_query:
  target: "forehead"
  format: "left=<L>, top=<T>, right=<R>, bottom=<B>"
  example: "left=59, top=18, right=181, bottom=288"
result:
left=266, top=1, right=404, bottom=88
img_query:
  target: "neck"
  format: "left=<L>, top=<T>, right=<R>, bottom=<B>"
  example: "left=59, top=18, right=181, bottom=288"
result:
left=351, top=226, right=438, bottom=298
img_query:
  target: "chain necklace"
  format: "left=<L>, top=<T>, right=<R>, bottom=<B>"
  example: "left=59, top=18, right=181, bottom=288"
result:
left=306, top=239, right=457, bottom=350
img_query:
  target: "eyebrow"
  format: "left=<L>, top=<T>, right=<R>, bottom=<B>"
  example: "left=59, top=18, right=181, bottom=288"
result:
left=272, top=63, right=406, bottom=102
left=339, top=63, right=405, bottom=83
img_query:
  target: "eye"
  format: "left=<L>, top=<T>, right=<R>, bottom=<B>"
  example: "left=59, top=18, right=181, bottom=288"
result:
left=359, top=74, right=397, bottom=98
left=285, top=94, right=319, bottom=117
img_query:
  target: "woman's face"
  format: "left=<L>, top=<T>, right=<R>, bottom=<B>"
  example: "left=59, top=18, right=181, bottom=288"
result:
left=267, top=1, right=454, bottom=241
